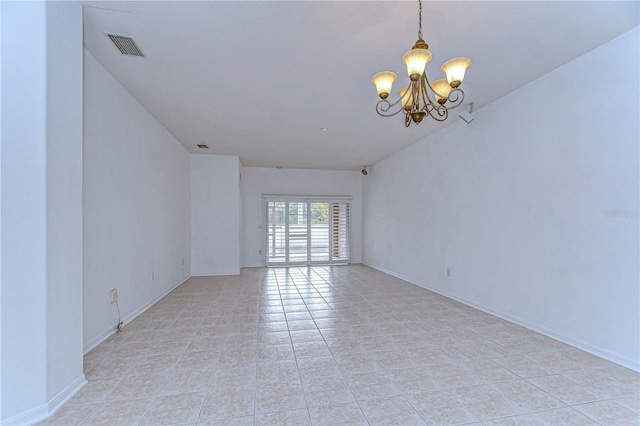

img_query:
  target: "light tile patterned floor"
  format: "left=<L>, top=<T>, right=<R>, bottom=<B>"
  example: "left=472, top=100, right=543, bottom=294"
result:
left=40, top=265, right=639, bottom=425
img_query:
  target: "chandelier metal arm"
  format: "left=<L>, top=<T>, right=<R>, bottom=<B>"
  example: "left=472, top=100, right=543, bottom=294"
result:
left=421, top=73, right=439, bottom=106
left=375, top=87, right=414, bottom=117
left=419, top=76, right=437, bottom=110
left=375, top=98, right=407, bottom=118
left=426, top=105, right=449, bottom=121
left=376, top=73, right=467, bottom=125
left=420, top=93, right=448, bottom=122
left=423, top=72, right=465, bottom=109
left=445, top=88, right=465, bottom=107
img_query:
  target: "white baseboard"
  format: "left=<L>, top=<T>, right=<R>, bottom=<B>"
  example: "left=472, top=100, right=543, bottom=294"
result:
left=191, top=270, right=241, bottom=276
left=2, top=403, right=49, bottom=426
left=47, top=374, right=87, bottom=417
left=363, top=262, right=640, bottom=373
left=2, top=374, right=87, bottom=426
left=83, top=275, right=190, bottom=354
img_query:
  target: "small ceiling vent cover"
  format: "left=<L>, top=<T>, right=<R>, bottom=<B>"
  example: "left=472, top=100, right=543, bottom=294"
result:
left=107, top=34, right=144, bottom=57
left=197, top=144, right=209, bottom=149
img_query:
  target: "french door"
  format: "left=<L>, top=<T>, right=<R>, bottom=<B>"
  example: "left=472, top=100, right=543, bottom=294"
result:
left=265, top=197, right=350, bottom=266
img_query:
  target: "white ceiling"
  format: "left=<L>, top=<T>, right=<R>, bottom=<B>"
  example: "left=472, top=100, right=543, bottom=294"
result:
left=83, top=1, right=639, bottom=171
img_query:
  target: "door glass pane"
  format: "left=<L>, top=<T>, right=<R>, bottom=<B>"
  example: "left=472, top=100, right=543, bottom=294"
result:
left=266, top=201, right=286, bottom=263
left=288, top=202, right=308, bottom=263
left=265, top=198, right=349, bottom=266
left=310, top=202, right=330, bottom=262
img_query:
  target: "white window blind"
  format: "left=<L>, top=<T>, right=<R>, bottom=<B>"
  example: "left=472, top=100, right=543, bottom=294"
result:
left=264, top=197, right=351, bottom=266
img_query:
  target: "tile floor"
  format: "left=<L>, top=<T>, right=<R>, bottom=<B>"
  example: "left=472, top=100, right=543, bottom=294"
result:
left=40, top=265, right=639, bottom=425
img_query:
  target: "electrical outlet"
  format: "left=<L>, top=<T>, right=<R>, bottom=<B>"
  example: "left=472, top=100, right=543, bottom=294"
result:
left=109, top=288, right=118, bottom=303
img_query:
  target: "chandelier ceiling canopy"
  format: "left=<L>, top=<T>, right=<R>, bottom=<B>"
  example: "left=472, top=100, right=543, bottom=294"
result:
left=372, top=0, right=472, bottom=127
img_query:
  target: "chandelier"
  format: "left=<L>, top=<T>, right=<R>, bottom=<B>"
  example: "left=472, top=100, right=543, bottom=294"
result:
left=371, top=0, right=471, bottom=127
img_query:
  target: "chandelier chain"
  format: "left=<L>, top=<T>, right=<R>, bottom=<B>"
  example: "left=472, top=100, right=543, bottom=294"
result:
left=418, top=0, right=423, bottom=39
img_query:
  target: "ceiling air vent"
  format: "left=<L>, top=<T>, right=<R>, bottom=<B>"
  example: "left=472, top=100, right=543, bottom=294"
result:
left=106, top=34, right=144, bottom=57
left=197, top=144, right=209, bottom=149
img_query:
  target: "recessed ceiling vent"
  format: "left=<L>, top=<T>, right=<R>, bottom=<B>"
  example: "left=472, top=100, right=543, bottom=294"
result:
left=197, top=144, right=209, bottom=149
left=106, top=34, right=144, bottom=57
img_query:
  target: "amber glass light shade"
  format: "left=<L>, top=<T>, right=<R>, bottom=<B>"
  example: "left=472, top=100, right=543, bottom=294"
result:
left=402, top=48, right=432, bottom=81
left=371, top=71, right=398, bottom=99
left=441, top=57, right=471, bottom=88
left=431, top=78, right=451, bottom=104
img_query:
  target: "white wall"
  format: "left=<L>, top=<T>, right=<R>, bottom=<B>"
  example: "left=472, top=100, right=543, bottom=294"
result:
left=1, top=2, right=85, bottom=424
left=1, top=3, right=49, bottom=420
left=242, top=167, right=363, bottom=267
left=363, top=28, right=639, bottom=371
left=45, top=0, right=85, bottom=409
left=83, top=50, right=191, bottom=352
left=191, top=154, right=241, bottom=276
